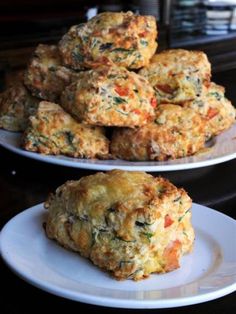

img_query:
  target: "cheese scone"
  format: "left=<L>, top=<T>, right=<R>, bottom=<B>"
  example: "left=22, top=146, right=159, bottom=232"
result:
left=58, top=11, right=157, bottom=70
left=22, top=101, right=109, bottom=158
left=24, top=44, right=80, bottom=102
left=183, top=82, right=236, bottom=138
left=61, top=65, right=156, bottom=127
left=111, top=104, right=206, bottom=161
left=139, top=49, right=211, bottom=104
left=0, top=82, right=39, bottom=131
left=45, top=170, right=194, bottom=281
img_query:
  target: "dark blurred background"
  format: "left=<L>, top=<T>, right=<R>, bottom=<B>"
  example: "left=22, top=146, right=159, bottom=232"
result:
left=0, top=0, right=236, bottom=88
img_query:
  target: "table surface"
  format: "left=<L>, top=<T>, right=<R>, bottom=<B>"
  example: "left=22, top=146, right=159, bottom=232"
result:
left=0, top=144, right=235, bottom=314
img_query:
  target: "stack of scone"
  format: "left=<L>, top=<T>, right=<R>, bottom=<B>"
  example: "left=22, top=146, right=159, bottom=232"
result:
left=0, top=11, right=235, bottom=161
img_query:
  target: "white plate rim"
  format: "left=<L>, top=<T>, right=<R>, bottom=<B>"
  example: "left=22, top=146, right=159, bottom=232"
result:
left=0, top=203, right=236, bottom=308
left=0, top=125, right=236, bottom=171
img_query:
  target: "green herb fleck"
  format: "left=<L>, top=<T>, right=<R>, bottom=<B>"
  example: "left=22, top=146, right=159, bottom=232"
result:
left=183, top=230, right=188, bottom=237
left=91, top=229, right=99, bottom=246
left=48, top=66, right=56, bottom=72
left=38, top=134, right=49, bottom=144
left=178, top=208, right=191, bottom=222
left=209, top=92, right=222, bottom=101
left=174, top=196, right=182, bottom=202
left=107, top=74, right=117, bottom=79
left=65, top=131, right=74, bottom=145
left=135, top=221, right=145, bottom=227
left=115, top=108, right=129, bottom=116
left=120, top=261, right=132, bottom=268
left=82, top=36, right=89, bottom=43
left=71, top=51, right=84, bottom=62
left=128, top=268, right=142, bottom=278
left=91, top=38, right=99, bottom=49
left=135, top=221, right=153, bottom=227
left=142, top=232, right=153, bottom=242
left=115, top=236, right=136, bottom=243
left=140, top=39, right=148, bottom=46
left=194, top=100, right=204, bottom=108
left=99, top=43, right=113, bottom=51
left=112, top=48, right=135, bottom=54
left=113, top=96, right=127, bottom=105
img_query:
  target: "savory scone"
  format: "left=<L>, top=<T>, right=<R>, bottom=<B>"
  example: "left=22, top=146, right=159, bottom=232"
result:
left=139, top=49, right=211, bottom=104
left=22, top=101, right=109, bottom=158
left=24, top=44, right=80, bottom=102
left=0, top=82, right=39, bottom=131
left=60, top=65, right=156, bottom=127
left=111, top=104, right=206, bottom=161
left=183, top=82, right=236, bottom=138
left=45, top=170, right=194, bottom=281
left=58, top=11, right=157, bottom=70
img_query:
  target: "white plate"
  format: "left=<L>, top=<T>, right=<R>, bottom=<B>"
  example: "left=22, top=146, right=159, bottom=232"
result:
left=0, top=203, right=236, bottom=308
left=0, top=125, right=236, bottom=171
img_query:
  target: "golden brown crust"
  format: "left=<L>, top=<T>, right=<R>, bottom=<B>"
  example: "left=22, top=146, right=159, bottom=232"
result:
left=182, top=82, right=236, bottom=138
left=111, top=104, right=207, bottom=161
left=24, top=44, right=81, bottom=102
left=0, top=82, right=39, bottom=131
left=139, top=49, right=211, bottom=104
left=58, top=11, right=157, bottom=70
left=22, top=101, right=109, bottom=158
left=45, top=170, right=194, bottom=280
left=60, top=65, right=156, bottom=127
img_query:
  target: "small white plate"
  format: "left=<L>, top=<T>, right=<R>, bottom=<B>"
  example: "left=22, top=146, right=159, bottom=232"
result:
left=0, top=125, right=236, bottom=171
left=0, top=203, right=235, bottom=308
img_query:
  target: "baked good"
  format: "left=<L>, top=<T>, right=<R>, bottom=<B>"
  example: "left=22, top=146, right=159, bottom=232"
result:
left=22, top=101, right=109, bottom=158
left=24, top=44, right=80, bottom=102
left=2, top=12, right=234, bottom=164
left=58, top=11, right=157, bottom=70
left=0, top=82, right=39, bottom=131
left=60, top=65, right=156, bottom=127
left=183, top=82, right=236, bottom=138
left=111, top=104, right=206, bottom=161
left=139, top=49, right=211, bottom=104
left=45, top=170, right=194, bottom=280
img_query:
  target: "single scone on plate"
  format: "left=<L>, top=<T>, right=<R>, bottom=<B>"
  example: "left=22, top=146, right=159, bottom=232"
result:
left=45, top=170, right=194, bottom=281
left=22, top=101, right=109, bottom=159
left=60, top=65, right=156, bottom=127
